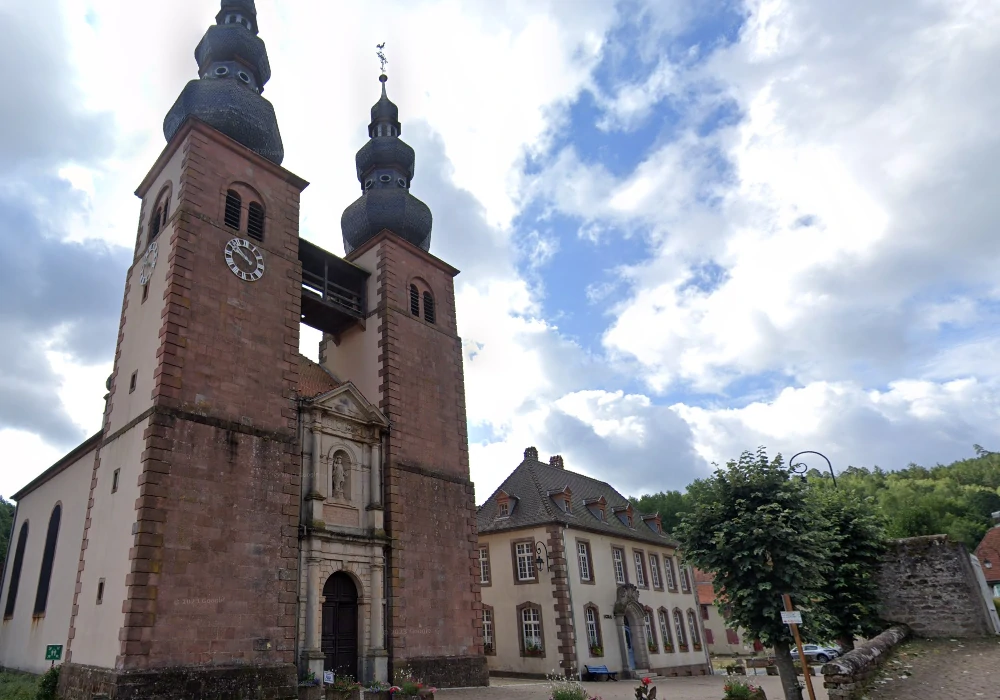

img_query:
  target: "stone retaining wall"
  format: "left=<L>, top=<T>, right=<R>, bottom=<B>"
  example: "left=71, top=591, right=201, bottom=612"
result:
left=878, top=535, right=996, bottom=637
left=821, top=625, right=910, bottom=700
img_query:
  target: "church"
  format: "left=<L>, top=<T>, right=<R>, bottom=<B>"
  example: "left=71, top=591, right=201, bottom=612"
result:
left=0, top=1, right=487, bottom=697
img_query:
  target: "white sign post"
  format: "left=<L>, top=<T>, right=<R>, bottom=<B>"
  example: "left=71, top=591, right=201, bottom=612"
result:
left=781, top=611, right=803, bottom=625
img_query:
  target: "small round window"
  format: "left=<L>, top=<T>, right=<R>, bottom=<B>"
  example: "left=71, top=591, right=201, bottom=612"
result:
left=364, top=179, right=373, bottom=189
left=237, top=71, right=251, bottom=84
left=397, top=178, right=407, bottom=188
left=379, top=174, right=392, bottom=183
left=215, top=66, right=229, bottom=76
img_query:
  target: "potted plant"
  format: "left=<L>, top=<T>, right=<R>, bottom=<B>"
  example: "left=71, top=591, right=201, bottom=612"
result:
left=327, top=674, right=362, bottom=700
left=484, top=642, right=494, bottom=654
left=546, top=673, right=594, bottom=700
left=693, top=642, right=702, bottom=651
left=525, top=640, right=544, bottom=657
left=647, top=640, right=658, bottom=653
left=722, top=680, right=766, bottom=700
left=662, top=644, right=673, bottom=654
left=590, top=644, right=604, bottom=657
left=363, top=679, right=392, bottom=700
left=390, top=666, right=436, bottom=699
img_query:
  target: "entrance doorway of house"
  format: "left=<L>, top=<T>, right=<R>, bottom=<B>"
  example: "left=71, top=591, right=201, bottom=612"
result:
left=322, top=572, right=359, bottom=678
left=623, top=619, right=636, bottom=670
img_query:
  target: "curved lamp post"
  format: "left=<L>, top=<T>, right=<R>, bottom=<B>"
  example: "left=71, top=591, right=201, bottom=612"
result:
left=535, top=542, right=551, bottom=572
left=789, top=450, right=837, bottom=488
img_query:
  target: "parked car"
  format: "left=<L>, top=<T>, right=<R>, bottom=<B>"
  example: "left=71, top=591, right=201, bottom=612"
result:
left=790, top=644, right=840, bottom=663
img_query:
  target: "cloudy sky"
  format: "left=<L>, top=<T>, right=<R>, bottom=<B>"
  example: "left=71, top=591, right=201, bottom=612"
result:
left=3, top=0, right=1000, bottom=503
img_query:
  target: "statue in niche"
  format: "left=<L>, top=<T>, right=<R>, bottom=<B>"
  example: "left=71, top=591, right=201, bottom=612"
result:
left=333, top=454, right=349, bottom=500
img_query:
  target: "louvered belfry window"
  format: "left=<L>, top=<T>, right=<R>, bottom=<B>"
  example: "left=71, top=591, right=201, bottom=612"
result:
left=409, top=285, right=420, bottom=316
left=247, top=202, right=265, bottom=241
left=423, top=292, right=435, bottom=324
left=224, top=190, right=242, bottom=229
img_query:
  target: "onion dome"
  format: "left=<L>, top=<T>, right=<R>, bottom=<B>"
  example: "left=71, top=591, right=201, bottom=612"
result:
left=342, top=75, right=432, bottom=254
left=163, top=0, right=283, bottom=164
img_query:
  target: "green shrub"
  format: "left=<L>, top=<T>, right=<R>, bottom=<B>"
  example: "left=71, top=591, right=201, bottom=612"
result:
left=36, top=667, right=60, bottom=700
left=0, top=670, right=39, bottom=700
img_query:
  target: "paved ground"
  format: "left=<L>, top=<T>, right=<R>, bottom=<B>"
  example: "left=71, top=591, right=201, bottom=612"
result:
left=437, top=674, right=830, bottom=700
left=864, top=637, right=1000, bottom=700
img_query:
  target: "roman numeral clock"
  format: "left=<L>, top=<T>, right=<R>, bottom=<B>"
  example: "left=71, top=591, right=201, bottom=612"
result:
left=224, top=237, right=265, bottom=281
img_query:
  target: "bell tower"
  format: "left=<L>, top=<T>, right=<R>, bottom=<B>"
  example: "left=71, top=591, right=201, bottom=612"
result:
left=322, top=73, right=488, bottom=687
left=59, top=2, right=307, bottom=697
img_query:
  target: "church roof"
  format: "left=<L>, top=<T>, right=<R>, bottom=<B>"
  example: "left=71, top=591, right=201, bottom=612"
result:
left=296, top=354, right=341, bottom=398
left=476, top=450, right=679, bottom=548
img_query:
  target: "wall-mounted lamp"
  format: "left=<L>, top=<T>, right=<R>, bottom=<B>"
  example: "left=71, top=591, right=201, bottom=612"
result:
left=535, top=542, right=551, bottom=572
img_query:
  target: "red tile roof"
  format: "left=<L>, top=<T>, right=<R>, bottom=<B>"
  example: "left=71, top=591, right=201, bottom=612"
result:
left=297, top=354, right=340, bottom=398
left=694, top=567, right=714, bottom=584
left=975, top=526, right=1000, bottom=584
left=697, top=580, right=716, bottom=605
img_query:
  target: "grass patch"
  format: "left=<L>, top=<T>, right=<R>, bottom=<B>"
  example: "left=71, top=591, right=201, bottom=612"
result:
left=0, top=670, right=39, bottom=700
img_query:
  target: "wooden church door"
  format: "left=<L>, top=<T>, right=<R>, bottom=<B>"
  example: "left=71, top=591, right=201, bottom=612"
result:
left=322, top=572, right=359, bottom=678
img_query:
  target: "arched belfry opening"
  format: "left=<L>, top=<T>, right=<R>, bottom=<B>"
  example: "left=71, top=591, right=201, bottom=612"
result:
left=322, top=572, right=360, bottom=679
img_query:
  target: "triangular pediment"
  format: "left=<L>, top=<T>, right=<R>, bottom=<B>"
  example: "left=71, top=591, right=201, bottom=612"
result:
left=312, top=382, right=388, bottom=427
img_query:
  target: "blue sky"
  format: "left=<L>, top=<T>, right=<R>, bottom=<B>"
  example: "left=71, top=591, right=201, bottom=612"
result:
left=3, top=0, right=1000, bottom=502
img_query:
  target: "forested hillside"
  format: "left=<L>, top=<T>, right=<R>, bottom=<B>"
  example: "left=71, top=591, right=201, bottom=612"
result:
left=634, top=445, right=1000, bottom=550
left=0, top=496, right=14, bottom=568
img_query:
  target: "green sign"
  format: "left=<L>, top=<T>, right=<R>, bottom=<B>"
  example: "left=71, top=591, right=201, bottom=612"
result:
left=45, top=645, right=63, bottom=661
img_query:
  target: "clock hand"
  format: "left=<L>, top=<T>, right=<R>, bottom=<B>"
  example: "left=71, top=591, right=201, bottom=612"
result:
left=234, top=246, right=254, bottom=265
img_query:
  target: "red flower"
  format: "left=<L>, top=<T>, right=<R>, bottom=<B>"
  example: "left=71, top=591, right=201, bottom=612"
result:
left=642, top=677, right=651, bottom=685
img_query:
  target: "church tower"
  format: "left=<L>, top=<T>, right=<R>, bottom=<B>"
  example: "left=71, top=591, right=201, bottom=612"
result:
left=59, top=2, right=307, bottom=697
left=321, top=75, right=488, bottom=687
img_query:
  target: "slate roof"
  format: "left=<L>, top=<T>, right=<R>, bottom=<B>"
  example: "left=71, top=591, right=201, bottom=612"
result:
left=476, top=452, right=679, bottom=548
left=296, top=354, right=341, bottom=399
left=974, top=526, right=1000, bottom=583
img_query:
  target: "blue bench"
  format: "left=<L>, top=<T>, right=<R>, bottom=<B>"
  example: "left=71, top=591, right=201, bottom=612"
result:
left=583, top=664, right=618, bottom=681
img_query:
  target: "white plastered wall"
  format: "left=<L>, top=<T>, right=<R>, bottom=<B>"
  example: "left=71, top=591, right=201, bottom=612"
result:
left=478, top=527, right=559, bottom=676
left=0, top=447, right=95, bottom=673
left=70, top=419, right=148, bottom=667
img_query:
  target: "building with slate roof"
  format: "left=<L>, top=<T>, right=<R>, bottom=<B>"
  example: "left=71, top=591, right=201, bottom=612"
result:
left=476, top=448, right=711, bottom=680
left=0, top=1, right=487, bottom=695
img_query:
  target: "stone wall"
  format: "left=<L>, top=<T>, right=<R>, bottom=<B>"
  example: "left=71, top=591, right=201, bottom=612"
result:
left=821, top=625, right=909, bottom=700
left=878, top=535, right=997, bottom=637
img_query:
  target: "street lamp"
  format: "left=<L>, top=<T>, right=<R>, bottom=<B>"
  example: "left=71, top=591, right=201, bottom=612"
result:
left=789, top=450, right=837, bottom=488
left=535, top=542, right=551, bottom=572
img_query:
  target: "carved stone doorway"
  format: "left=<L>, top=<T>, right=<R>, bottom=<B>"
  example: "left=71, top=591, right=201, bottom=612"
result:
left=322, top=572, right=359, bottom=678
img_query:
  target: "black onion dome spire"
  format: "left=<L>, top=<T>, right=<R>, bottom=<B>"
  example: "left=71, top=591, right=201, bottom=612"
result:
left=342, top=75, right=432, bottom=254
left=163, top=0, right=283, bottom=164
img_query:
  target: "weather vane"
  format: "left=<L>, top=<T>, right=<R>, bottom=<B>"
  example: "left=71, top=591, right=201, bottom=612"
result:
left=376, top=43, right=388, bottom=74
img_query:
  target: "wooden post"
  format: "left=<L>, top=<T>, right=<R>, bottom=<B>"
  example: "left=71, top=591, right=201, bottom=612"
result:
left=783, top=594, right=816, bottom=700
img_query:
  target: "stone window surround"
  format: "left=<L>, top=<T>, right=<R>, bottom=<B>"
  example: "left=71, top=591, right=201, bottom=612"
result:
left=583, top=602, right=603, bottom=656
left=511, top=538, right=539, bottom=585
left=643, top=605, right=658, bottom=652
left=649, top=553, right=663, bottom=591
left=680, top=564, right=692, bottom=593
left=673, top=607, right=689, bottom=650
left=687, top=608, right=702, bottom=648
left=478, top=544, right=492, bottom=587
left=576, top=538, right=595, bottom=585
left=665, top=555, right=678, bottom=591
left=657, top=607, right=674, bottom=652
left=632, top=548, right=649, bottom=589
left=611, top=545, right=628, bottom=585
left=516, top=601, right=545, bottom=657
left=482, top=603, right=496, bottom=655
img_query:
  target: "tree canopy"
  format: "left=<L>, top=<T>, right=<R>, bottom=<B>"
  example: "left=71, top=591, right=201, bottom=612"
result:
left=637, top=446, right=1000, bottom=551
left=0, top=496, right=14, bottom=569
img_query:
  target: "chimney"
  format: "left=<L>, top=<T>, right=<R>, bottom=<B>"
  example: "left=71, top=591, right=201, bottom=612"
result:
left=524, top=446, right=539, bottom=461
left=549, top=455, right=564, bottom=469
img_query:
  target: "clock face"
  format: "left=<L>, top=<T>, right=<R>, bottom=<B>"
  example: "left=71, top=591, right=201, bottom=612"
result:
left=139, top=241, right=158, bottom=286
left=224, top=238, right=264, bottom=282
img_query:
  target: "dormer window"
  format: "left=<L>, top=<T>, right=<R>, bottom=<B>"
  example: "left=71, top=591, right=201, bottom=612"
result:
left=496, top=490, right=515, bottom=519
left=585, top=496, right=607, bottom=522
left=548, top=487, right=572, bottom=514
left=499, top=502, right=509, bottom=517
left=642, top=514, right=663, bottom=535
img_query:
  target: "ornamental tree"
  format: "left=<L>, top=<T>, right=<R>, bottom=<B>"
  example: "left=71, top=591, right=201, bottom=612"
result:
left=677, top=448, right=831, bottom=700
left=809, top=484, right=888, bottom=650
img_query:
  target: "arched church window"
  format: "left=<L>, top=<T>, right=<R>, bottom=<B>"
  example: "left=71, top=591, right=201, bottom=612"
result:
left=150, top=208, right=162, bottom=240
left=247, top=202, right=265, bottom=241
left=224, top=190, right=242, bottom=230
left=423, top=292, right=435, bottom=324
left=3, top=522, right=28, bottom=619
left=409, top=285, right=420, bottom=316
left=33, top=504, right=62, bottom=616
